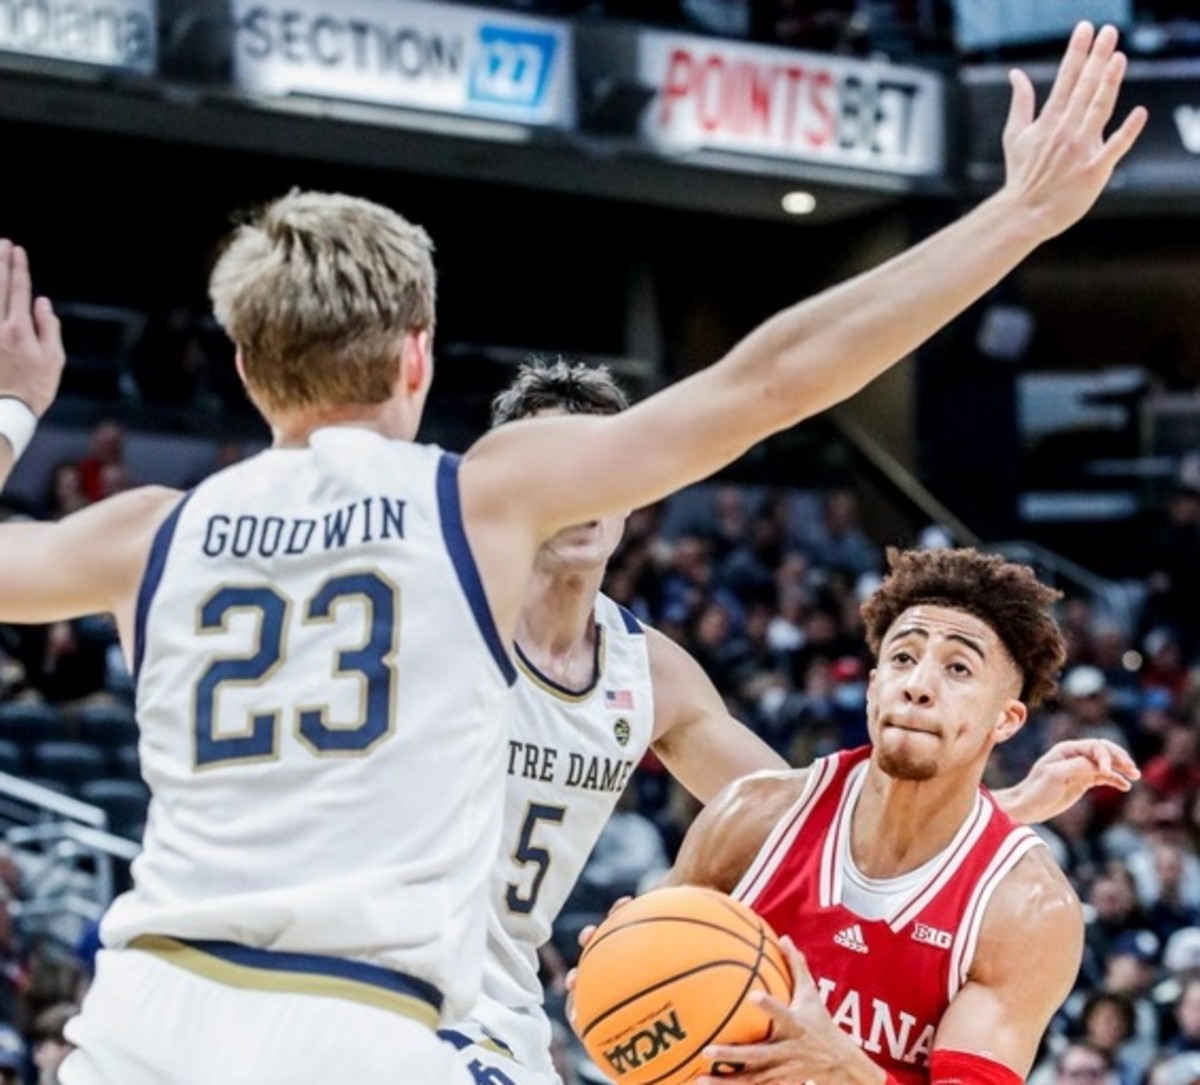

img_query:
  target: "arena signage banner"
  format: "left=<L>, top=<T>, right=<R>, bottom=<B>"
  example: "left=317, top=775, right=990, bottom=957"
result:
left=231, top=0, right=574, bottom=128
left=0, top=0, right=156, bottom=72
left=636, top=30, right=945, bottom=176
left=962, top=60, right=1200, bottom=195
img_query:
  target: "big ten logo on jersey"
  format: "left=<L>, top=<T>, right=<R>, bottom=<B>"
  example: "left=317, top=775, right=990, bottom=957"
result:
left=468, top=24, right=557, bottom=109
left=911, top=922, right=953, bottom=950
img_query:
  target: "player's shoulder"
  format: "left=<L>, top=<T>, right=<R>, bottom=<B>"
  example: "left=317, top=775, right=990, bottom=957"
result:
left=972, top=838, right=1084, bottom=981
left=987, top=842, right=1083, bottom=930
left=701, top=768, right=810, bottom=853
left=671, top=768, right=807, bottom=892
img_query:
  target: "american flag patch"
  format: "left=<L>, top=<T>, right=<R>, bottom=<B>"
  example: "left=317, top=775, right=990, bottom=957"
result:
left=605, top=689, right=634, bottom=710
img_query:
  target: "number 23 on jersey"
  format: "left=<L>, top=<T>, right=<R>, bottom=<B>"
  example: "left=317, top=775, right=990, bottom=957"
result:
left=192, top=570, right=399, bottom=769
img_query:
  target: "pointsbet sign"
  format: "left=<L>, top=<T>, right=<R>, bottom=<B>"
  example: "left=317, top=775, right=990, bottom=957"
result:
left=638, top=30, right=945, bottom=176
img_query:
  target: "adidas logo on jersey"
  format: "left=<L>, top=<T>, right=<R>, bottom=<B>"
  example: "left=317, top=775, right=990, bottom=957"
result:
left=833, top=924, right=869, bottom=954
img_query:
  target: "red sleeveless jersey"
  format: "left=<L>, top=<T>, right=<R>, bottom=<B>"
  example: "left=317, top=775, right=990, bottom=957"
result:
left=734, top=747, right=1043, bottom=1085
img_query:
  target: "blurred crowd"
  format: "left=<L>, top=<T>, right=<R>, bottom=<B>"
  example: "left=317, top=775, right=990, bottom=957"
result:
left=0, top=425, right=1197, bottom=1085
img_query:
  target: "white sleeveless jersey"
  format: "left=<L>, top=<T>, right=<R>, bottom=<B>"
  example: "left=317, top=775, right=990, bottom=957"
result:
left=461, top=594, right=655, bottom=1068
left=103, top=428, right=516, bottom=1023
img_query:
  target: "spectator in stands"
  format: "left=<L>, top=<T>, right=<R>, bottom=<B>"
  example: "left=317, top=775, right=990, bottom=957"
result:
left=1089, top=620, right=1143, bottom=729
left=0, top=887, right=27, bottom=1027
left=29, top=1000, right=77, bottom=1085
left=1075, top=990, right=1146, bottom=1085
left=801, top=488, right=880, bottom=580
left=1163, top=973, right=1200, bottom=1057
left=38, top=464, right=87, bottom=522
left=75, top=421, right=125, bottom=504
left=1133, top=839, right=1200, bottom=937
left=1142, top=484, right=1200, bottom=664
left=576, top=786, right=669, bottom=905
left=1060, top=667, right=1131, bottom=746
left=1125, top=802, right=1200, bottom=910
left=1045, top=1041, right=1117, bottom=1085
left=1141, top=628, right=1192, bottom=704
left=1150, top=1053, right=1200, bottom=1085
left=1103, top=785, right=1162, bottom=864
left=1142, top=722, right=1200, bottom=803
left=0, top=1024, right=23, bottom=1085
left=18, top=619, right=111, bottom=708
left=1041, top=795, right=1103, bottom=885
left=1081, top=866, right=1151, bottom=988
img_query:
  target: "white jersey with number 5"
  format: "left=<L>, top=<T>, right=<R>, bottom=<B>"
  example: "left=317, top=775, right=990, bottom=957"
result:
left=460, top=593, right=655, bottom=1069
left=103, top=427, right=516, bottom=1023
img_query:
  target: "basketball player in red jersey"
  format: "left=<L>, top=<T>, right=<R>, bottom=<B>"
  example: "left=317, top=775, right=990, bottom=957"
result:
left=665, top=547, right=1100, bottom=1085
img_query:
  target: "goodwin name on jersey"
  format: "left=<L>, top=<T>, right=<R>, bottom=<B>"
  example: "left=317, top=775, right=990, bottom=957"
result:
left=198, top=496, right=408, bottom=559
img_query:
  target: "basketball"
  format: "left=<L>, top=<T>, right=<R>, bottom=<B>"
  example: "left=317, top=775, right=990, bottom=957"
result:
left=573, top=885, right=793, bottom=1085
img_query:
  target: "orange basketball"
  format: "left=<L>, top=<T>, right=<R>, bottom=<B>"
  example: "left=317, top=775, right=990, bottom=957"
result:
left=573, top=885, right=793, bottom=1085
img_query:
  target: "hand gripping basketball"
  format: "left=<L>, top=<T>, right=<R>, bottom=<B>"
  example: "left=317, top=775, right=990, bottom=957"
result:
left=570, top=886, right=793, bottom=1085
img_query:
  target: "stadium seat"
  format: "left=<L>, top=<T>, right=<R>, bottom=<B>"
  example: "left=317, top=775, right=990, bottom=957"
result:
left=0, top=739, right=23, bottom=777
left=75, top=703, right=140, bottom=748
left=111, top=743, right=142, bottom=782
left=0, top=702, right=68, bottom=744
left=29, top=741, right=108, bottom=790
left=78, top=779, right=150, bottom=840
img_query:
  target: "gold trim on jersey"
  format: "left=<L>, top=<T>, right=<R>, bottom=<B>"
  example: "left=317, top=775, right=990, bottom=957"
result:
left=128, top=935, right=440, bottom=1028
left=513, top=624, right=607, bottom=704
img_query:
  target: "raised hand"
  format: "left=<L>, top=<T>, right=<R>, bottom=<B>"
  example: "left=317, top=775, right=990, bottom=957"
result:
left=1009, top=738, right=1140, bottom=825
left=1001, top=22, right=1147, bottom=241
left=0, top=240, right=64, bottom=417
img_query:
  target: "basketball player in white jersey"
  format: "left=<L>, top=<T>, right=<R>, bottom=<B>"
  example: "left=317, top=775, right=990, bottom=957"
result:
left=660, top=548, right=1104, bottom=1085
left=444, top=361, right=1136, bottom=1085
left=0, top=22, right=1142, bottom=1083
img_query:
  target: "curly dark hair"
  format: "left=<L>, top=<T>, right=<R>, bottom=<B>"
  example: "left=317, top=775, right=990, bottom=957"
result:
left=490, top=356, right=629, bottom=427
left=860, top=547, right=1066, bottom=707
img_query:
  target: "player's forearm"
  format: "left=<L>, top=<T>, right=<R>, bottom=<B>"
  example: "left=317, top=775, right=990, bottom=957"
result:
left=991, top=783, right=1033, bottom=823
left=718, top=190, right=1045, bottom=436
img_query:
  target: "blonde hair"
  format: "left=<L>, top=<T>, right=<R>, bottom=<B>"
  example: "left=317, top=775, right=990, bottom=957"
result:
left=209, top=190, right=436, bottom=414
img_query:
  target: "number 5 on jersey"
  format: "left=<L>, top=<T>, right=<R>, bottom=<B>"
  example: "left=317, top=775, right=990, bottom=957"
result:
left=193, top=571, right=399, bottom=768
left=506, top=802, right=566, bottom=915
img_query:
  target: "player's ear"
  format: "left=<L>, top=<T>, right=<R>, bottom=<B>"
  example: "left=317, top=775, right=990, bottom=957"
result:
left=400, top=329, right=432, bottom=395
left=994, top=698, right=1027, bottom=743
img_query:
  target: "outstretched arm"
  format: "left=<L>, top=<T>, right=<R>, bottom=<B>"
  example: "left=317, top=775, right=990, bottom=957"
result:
left=648, top=627, right=787, bottom=804
left=0, top=241, right=64, bottom=488
left=461, top=23, right=1148, bottom=641
left=994, top=738, right=1139, bottom=824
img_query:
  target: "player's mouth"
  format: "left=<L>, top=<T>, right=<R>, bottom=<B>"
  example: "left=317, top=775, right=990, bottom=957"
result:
left=883, top=719, right=939, bottom=737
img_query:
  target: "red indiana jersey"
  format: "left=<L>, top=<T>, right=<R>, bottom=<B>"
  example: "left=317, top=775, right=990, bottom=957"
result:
left=734, top=746, right=1043, bottom=1085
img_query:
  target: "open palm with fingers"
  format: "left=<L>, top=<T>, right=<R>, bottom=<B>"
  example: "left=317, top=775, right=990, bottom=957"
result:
left=1001, top=21, right=1148, bottom=242
left=0, top=240, right=64, bottom=416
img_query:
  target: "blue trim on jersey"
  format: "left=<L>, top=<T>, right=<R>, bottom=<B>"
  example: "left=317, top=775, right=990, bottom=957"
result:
left=133, top=490, right=195, bottom=682
left=181, top=938, right=443, bottom=1010
left=617, top=604, right=644, bottom=635
left=436, top=453, right=517, bottom=686
left=438, top=1029, right=476, bottom=1052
